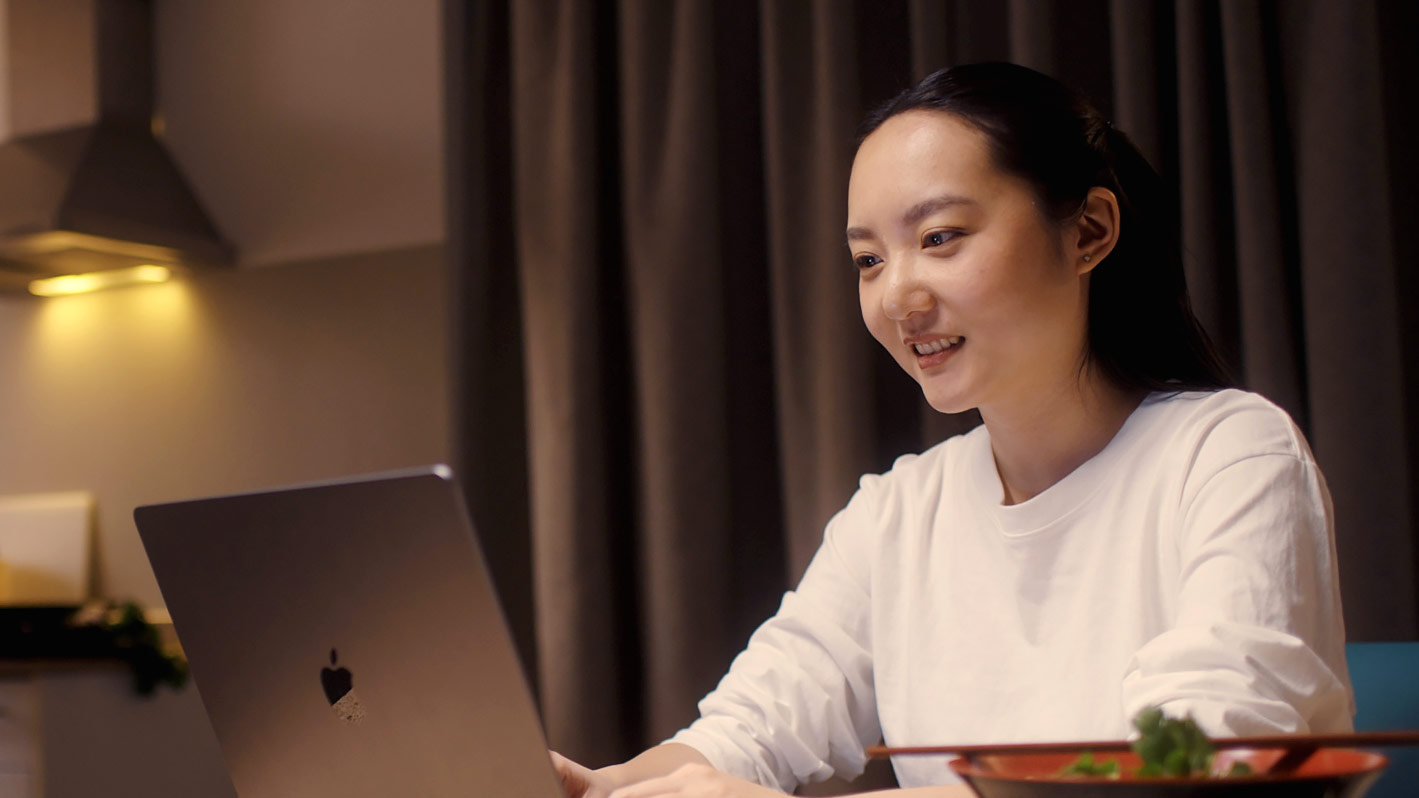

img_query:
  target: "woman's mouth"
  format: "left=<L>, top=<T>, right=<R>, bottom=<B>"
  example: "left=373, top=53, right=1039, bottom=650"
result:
left=911, top=336, right=964, bottom=368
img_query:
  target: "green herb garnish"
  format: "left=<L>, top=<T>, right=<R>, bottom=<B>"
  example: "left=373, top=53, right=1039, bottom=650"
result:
left=1226, top=761, right=1254, bottom=777
left=1131, top=706, right=1214, bottom=777
left=1057, top=751, right=1121, bottom=778
left=1059, top=707, right=1255, bottom=780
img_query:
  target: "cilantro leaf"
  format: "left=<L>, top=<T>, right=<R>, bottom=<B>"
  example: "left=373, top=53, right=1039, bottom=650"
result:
left=1131, top=707, right=1216, bottom=777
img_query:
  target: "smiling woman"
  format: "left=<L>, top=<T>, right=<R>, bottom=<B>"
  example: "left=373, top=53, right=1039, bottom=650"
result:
left=549, top=63, right=1352, bottom=797
left=848, top=63, right=1230, bottom=413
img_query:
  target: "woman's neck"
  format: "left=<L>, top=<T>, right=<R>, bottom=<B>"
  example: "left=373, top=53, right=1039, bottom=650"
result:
left=980, top=372, right=1146, bottom=506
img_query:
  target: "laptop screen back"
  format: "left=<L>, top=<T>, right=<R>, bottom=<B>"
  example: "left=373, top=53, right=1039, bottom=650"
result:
left=135, top=466, right=561, bottom=798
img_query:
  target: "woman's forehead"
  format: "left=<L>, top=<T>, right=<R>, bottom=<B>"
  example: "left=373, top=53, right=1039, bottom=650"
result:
left=859, top=110, right=988, bottom=160
left=847, top=111, right=1003, bottom=225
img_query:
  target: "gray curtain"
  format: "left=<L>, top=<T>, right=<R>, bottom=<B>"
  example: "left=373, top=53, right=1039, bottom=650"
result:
left=446, top=0, right=1419, bottom=782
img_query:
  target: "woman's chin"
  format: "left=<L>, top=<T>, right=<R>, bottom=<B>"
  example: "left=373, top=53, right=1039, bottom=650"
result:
left=920, top=388, right=975, bottom=416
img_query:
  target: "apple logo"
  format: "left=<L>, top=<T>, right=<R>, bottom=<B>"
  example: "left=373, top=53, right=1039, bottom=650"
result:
left=321, top=648, right=352, bottom=703
left=321, top=648, right=365, bottom=722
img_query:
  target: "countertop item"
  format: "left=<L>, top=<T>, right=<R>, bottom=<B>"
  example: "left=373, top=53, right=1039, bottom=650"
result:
left=0, top=491, right=93, bottom=605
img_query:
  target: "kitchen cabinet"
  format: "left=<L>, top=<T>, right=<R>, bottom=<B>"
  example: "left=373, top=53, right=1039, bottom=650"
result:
left=0, top=677, right=39, bottom=797
left=0, top=663, right=233, bottom=797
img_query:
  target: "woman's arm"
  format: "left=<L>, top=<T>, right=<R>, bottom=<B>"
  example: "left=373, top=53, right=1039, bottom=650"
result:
left=554, top=745, right=974, bottom=797
left=664, top=481, right=886, bottom=791
left=552, top=744, right=709, bottom=798
left=555, top=476, right=901, bottom=795
left=1122, top=413, right=1352, bottom=734
left=557, top=749, right=972, bottom=797
left=600, top=743, right=712, bottom=788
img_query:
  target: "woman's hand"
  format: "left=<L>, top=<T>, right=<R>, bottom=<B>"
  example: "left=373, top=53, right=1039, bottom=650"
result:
left=550, top=751, right=617, bottom=798
left=551, top=749, right=973, bottom=798
left=604, top=763, right=782, bottom=797
left=549, top=754, right=773, bottom=798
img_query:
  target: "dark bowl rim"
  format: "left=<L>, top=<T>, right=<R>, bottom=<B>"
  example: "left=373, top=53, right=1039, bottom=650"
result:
left=947, top=748, right=1389, bottom=785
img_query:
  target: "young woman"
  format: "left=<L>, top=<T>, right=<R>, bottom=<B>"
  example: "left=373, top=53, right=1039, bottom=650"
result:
left=552, top=62, right=1352, bottom=798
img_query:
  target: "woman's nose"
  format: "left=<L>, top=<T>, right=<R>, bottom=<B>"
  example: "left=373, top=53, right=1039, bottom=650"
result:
left=882, top=260, right=933, bottom=320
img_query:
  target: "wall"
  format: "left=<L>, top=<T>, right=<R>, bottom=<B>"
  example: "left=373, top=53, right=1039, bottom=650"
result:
left=0, top=257, right=447, bottom=798
left=0, top=1, right=447, bottom=795
left=0, top=244, right=450, bottom=607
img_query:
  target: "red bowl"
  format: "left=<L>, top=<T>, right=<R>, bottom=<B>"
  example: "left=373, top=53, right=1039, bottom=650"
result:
left=949, top=748, right=1388, bottom=798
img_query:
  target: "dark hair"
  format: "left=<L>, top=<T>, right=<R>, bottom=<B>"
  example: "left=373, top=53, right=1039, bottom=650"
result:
left=858, top=62, right=1233, bottom=393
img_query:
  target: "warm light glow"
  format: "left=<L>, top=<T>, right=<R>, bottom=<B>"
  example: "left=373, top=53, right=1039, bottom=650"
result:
left=29, top=265, right=173, bottom=297
left=29, top=275, right=205, bottom=427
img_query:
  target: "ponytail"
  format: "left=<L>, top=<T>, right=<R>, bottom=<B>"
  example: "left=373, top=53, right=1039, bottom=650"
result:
left=1087, top=123, right=1234, bottom=391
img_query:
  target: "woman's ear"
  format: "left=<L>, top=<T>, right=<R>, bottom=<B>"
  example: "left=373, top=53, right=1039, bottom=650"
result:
left=1072, top=187, right=1120, bottom=274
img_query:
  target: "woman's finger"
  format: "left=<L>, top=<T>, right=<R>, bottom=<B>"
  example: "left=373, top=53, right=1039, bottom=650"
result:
left=550, top=750, right=614, bottom=798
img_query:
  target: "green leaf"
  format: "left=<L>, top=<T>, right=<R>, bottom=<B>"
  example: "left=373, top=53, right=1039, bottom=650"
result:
left=1227, top=762, right=1254, bottom=777
left=1135, top=706, right=1165, bottom=735
left=1070, top=707, right=1256, bottom=780
left=1058, top=751, right=1122, bottom=778
left=1129, top=707, right=1216, bottom=778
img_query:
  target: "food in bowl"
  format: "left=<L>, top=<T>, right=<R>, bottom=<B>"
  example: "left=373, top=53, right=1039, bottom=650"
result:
left=1059, top=707, right=1252, bottom=779
left=950, top=748, right=1387, bottom=798
left=871, top=706, right=1409, bottom=796
left=946, top=709, right=1388, bottom=798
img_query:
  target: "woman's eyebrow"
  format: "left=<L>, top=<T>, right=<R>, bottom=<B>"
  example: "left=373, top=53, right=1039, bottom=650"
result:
left=846, top=194, right=976, bottom=244
left=902, top=194, right=975, bottom=226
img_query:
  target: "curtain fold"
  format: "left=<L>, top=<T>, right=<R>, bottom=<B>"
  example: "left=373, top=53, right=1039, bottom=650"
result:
left=445, top=0, right=538, bottom=682
left=617, top=0, right=743, bottom=741
left=1218, top=0, right=1309, bottom=426
left=510, top=0, right=638, bottom=765
left=1108, top=0, right=1172, bottom=171
left=1176, top=0, right=1241, bottom=369
left=1280, top=0, right=1414, bottom=636
left=762, top=0, right=886, bottom=581
left=449, top=0, right=1419, bottom=784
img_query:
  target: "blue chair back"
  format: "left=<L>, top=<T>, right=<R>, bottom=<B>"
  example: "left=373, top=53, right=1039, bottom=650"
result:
left=1346, top=641, right=1419, bottom=797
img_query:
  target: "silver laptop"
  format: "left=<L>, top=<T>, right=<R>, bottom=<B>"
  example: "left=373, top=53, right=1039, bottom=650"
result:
left=135, top=465, right=563, bottom=797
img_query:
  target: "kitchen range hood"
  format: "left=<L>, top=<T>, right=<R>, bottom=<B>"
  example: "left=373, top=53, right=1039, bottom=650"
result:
left=0, top=0, right=232, bottom=294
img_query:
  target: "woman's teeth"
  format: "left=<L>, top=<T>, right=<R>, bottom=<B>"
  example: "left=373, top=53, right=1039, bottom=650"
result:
left=913, top=337, right=962, bottom=355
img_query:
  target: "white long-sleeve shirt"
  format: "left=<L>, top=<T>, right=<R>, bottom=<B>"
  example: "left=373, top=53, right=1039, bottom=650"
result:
left=669, top=389, right=1354, bottom=791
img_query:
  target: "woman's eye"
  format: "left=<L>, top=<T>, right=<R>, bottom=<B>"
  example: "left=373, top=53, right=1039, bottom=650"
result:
left=854, top=253, right=882, bottom=270
left=922, top=230, right=959, bottom=248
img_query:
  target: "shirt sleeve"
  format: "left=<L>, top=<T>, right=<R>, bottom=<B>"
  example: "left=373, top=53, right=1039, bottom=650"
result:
left=667, top=478, right=883, bottom=793
left=1121, top=419, right=1355, bottom=735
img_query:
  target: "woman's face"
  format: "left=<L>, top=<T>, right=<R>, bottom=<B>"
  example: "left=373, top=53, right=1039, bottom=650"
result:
left=847, top=110, right=1091, bottom=415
